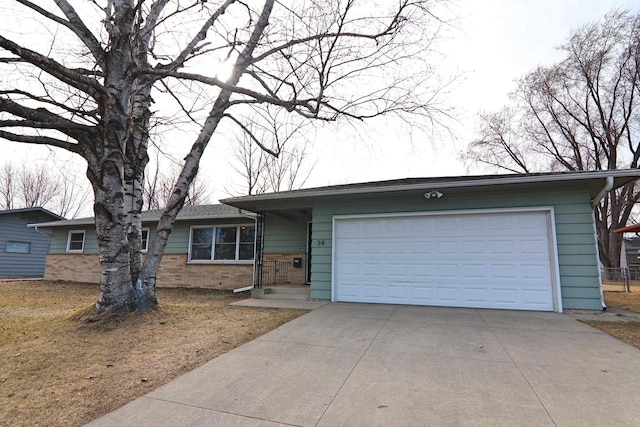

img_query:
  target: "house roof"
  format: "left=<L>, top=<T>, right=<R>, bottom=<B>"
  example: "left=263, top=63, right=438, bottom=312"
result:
left=30, top=204, right=253, bottom=228
left=221, top=169, right=640, bottom=212
left=0, top=207, right=64, bottom=221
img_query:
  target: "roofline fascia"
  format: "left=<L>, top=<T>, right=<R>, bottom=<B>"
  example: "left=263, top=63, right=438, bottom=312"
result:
left=222, top=170, right=640, bottom=204
left=0, top=207, right=64, bottom=220
left=28, top=213, right=256, bottom=229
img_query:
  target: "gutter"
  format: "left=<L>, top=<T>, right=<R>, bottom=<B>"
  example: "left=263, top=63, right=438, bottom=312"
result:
left=30, top=225, right=53, bottom=237
left=591, top=176, right=615, bottom=311
left=223, top=170, right=640, bottom=205
left=591, top=176, right=614, bottom=208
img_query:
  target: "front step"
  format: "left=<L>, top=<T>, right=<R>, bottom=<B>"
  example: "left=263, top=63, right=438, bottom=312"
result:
left=251, top=286, right=310, bottom=301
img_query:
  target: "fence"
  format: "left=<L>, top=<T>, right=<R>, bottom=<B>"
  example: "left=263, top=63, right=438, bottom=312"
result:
left=602, top=267, right=631, bottom=292
left=257, top=260, right=289, bottom=287
left=602, top=264, right=640, bottom=292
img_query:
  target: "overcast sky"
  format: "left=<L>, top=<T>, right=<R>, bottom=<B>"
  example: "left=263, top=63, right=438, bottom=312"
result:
left=3, top=0, right=639, bottom=205
left=299, top=0, right=640, bottom=189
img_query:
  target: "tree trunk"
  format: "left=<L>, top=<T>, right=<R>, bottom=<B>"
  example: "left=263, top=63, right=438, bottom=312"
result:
left=89, top=156, right=136, bottom=313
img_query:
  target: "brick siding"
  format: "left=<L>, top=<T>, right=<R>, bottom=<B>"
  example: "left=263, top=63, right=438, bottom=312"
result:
left=263, top=253, right=307, bottom=285
left=44, top=253, right=253, bottom=290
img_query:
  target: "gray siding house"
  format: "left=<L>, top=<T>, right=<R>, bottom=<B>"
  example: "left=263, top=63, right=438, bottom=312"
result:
left=223, top=170, right=640, bottom=312
left=0, top=208, right=63, bottom=278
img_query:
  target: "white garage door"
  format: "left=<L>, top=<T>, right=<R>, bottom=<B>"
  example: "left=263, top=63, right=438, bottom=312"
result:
left=333, top=210, right=556, bottom=311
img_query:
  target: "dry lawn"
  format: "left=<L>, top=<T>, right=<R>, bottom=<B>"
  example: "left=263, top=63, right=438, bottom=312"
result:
left=602, top=281, right=640, bottom=292
left=582, top=290, right=640, bottom=350
left=0, top=281, right=307, bottom=427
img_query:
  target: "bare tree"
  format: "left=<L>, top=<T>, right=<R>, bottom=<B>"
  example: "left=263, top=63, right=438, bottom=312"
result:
left=18, top=166, right=58, bottom=208
left=231, top=109, right=314, bottom=195
left=145, top=164, right=210, bottom=210
left=232, top=132, right=271, bottom=196
left=266, top=141, right=314, bottom=193
left=0, top=161, right=90, bottom=217
left=0, top=0, right=451, bottom=313
left=464, top=9, right=640, bottom=267
left=0, top=163, right=16, bottom=210
left=56, top=174, right=92, bottom=219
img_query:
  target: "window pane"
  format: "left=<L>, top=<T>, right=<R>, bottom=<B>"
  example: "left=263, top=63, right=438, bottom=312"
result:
left=141, top=229, right=149, bottom=251
left=238, top=243, right=254, bottom=260
left=192, top=228, right=213, bottom=244
left=214, top=243, right=236, bottom=260
left=239, top=226, right=255, bottom=243
left=216, top=227, right=237, bottom=244
left=69, top=232, right=84, bottom=251
left=6, top=241, right=30, bottom=254
left=191, top=244, right=212, bottom=260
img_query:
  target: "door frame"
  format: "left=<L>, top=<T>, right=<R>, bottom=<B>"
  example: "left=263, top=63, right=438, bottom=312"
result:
left=306, top=221, right=312, bottom=284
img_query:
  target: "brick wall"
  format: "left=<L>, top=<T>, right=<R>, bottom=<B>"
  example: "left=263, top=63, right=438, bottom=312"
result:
left=263, top=253, right=307, bottom=285
left=44, top=253, right=253, bottom=290
left=45, top=254, right=101, bottom=283
left=156, top=254, right=253, bottom=289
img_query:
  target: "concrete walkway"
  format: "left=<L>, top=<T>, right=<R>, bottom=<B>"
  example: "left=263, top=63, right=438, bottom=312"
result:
left=88, top=304, right=640, bottom=426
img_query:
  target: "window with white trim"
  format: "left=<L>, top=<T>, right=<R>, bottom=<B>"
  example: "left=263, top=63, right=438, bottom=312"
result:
left=66, top=230, right=85, bottom=252
left=189, top=225, right=255, bottom=262
left=141, top=228, right=149, bottom=252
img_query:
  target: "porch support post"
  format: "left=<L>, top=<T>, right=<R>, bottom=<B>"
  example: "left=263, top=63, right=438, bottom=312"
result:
left=253, top=212, right=265, bottom=288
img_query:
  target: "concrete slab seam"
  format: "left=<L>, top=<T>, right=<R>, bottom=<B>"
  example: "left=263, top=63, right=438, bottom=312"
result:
left=312, top=305, right=399, bottom=426
left=139, top=396, right=302, bottom=427
left=478, top=310, right=558, bottom=426
left=256, top=336, right=377, bottom=351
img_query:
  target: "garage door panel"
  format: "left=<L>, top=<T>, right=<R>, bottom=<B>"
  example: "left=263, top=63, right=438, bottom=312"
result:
left=409, top=264, right=433, bottom=277
left=461, top=240, right=485, bottom=255
left=334, top=211, right=556, bottom=311
left=461, top=264, right=487, bottom=278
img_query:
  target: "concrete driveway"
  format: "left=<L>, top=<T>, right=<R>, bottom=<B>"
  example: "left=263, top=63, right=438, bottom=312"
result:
left=88, top=303, right=640, bottom=426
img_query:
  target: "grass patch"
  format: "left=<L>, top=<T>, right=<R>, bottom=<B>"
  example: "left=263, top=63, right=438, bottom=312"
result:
left=585, top=321, right=640, bottom=350
left=582, top=291, right=640, bottom=350
left=602, top=291, right=640, bottom=312
left=0, top=281, right=307, bottom=426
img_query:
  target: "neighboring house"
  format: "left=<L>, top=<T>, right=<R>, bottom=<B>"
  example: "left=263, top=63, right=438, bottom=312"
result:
left=612, top=224, right=640, bottom=273
left=222, top=170, right=640, bottom=312
left=32, top=204, right=256, bottom=289
left=0, top=207, right=64, bottom=278
left=623, top=238, right=640, bottom=268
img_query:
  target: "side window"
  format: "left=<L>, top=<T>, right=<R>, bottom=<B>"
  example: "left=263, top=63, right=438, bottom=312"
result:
left=6, top=241, right=30, bottom=254
left=141, top=228, right=149, bottom=252
left=67, top=230, right=85, bottom=252
left=238, top=226, right=255, bottom=260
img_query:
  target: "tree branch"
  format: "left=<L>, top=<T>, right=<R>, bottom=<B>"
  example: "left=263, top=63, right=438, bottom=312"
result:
left=0, top=130, right=77, bottom=152
left=14, top=0, right=106, bottom=65
left=0, top=35, right=103, bottom=98
left=156, top=0, right=236, bottom=71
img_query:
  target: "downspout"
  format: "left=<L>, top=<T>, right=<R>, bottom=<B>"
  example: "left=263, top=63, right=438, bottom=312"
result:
left=592, top=176, right=615, bottom=310
left=591, top=176, right=614, bottom=208
left=32, top=225, right=53, bottom=237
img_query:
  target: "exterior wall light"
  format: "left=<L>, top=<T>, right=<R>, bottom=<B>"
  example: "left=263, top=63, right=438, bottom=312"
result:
left=424, top=190, right=443, bottom=199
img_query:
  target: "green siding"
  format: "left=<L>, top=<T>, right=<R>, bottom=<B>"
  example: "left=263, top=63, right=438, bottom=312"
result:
left=47, top=218, right=254, bottom=255
left=263, top=215, right=308, bottom=253
left=49, top=227, right=99, bottom=253
left=304, top=187, right=602, bottom=311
